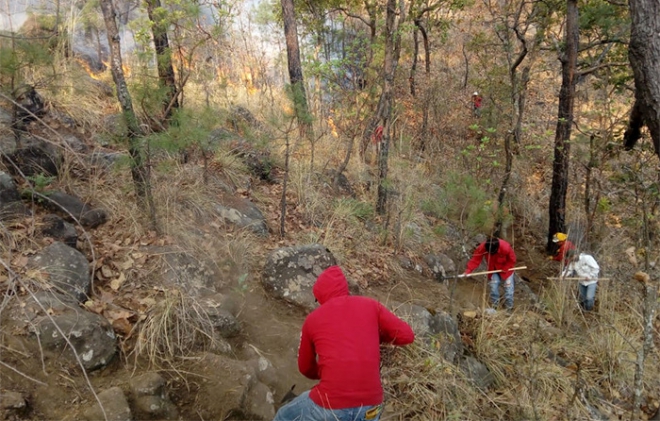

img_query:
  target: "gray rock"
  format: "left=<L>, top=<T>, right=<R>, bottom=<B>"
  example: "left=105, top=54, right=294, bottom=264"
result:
left=200, top=294, right=241, bottom=338
left=62, top=134, right=88, bottom=153
left=14, top=292, right=116, bottom=372
left=2, top=138, right=60, bottom=177
left=82, top=387, right=132, bottom=421
left=191, top=352, right=258, bottom=420
left=212, top=193, right=268, bottom=237
left=0, top=390, right=28, bottom=419
left=261, top=244, right=339, bottom=311
left=33, top=302, right=117, bottom=371
left=128, top=373, right=178, bottom=421
left=0, top=171, right=29, bottom=220
left=393, top=303, right=463, bottom=363
left=424, top=253, right=456, bottom=281
left=41, top=214, right=78, bottom=248
left=44, top=191, right=108, bottom=228
left=29, top=242, right=91, bottom=302
left=157, top=249, right=217, bottom=296
left=459, top=356, right=494, bottom=390
left=89, top=151, right=126, bottom=168
left=243, top=381, right=275, bottom=421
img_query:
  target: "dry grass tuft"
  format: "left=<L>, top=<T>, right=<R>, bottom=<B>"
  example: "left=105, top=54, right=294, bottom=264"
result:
left=131, top=289, right=219, bottom=368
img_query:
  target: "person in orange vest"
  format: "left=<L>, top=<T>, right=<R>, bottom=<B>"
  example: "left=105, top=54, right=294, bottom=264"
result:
left=548, top=232, right=576, bottom=265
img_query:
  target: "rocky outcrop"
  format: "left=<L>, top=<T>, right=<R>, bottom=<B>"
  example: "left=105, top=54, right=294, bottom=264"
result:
left=156, top=248, right=218, bottom=296
left=261, top=244, right=340, bottom=311
left=0, top=171, right=30, bottom=220
left=20, top=292, right=117, bottom=371
left=128, top=373, right=178, bottom=421
left=424, top=253, right=457, bottom=282
left=192, top=352, right=276, bottom=421
left=212, top=192, right=268, bottom=237
left=2, top=137, right=61, bottom=177
left=393, top=302, right=463, bottom=364
left=43, top=191, right=108, bottom=228
left=28, top=241, right=91, bottom=302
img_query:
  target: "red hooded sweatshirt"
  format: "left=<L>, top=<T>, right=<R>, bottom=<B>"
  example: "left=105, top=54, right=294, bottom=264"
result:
left=298, top=266, right=415, bottom=409
left=553, top=239, right=576, bottom=263
left=465, top=238, right=517, bottom=280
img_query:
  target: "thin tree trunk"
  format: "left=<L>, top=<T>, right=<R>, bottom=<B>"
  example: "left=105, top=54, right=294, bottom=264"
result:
left=281, top=0, right=314, bottom=140
left=145, top=0, right=179, bottom=122
left=547, top=0, right=578, bottom=252
left=100, top=0, right=158, bottom=232
left=376, top=0, right=404, bottom=215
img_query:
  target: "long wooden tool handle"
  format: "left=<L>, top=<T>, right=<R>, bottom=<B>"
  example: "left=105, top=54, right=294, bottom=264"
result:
left=459, top=266, right=528, bottom=278
left=547, top=277, right=611, bottom=281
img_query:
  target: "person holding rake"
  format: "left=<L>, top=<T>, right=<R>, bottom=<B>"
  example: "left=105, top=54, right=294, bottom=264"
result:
left=463, top=236, right=517, bottom=312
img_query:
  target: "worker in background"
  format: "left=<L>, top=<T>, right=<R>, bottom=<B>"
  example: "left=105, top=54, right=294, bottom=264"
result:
left=273, top=266, right=415, bottom=421
left=562, top=249, right=600, bottom=311
left=548, top=232, right=576, bottom=265
left=472, top=91, right=483, bottom=117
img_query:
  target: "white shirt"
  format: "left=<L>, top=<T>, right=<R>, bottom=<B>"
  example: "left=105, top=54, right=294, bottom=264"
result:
left=563, top=253, right=600, bottom=286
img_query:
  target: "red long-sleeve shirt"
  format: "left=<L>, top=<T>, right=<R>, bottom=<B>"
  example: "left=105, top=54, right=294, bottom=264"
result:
left=298, top=266, right=415, bottom=409
left=553, top=240, right=576, bottom=263
left=465, top=239, right=517, bottom=280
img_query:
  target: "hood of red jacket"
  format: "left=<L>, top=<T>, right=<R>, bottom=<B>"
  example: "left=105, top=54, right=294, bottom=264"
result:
left=313, top=266, right=349, bottom=304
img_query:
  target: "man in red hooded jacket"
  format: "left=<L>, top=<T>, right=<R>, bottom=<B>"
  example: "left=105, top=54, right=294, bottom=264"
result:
left=464, top=236, right=517, bottom=311
left=273, top=265, right=415, bottom=421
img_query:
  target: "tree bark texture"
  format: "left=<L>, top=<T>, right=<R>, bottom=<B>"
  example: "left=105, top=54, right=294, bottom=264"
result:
left=100, top=0, right=158, bottom=230
left=627, top=0, right=660, bottom=157
left=547, top=0, right=578, bottom=252
left=376, top=0, right=402, bottom=215
left=281, top=0, right=313, bottom=139
left=145, top=0, right=179, bottom=121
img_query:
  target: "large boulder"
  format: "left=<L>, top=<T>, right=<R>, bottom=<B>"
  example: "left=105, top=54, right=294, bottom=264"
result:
left=212, top=192, right=268, bottom=237
left=156, top=248, right=218, bottom=296
left=28, top=241, right=91, bottom=302
left=191, top=352, right=275, bottom=421
left=261, top=244, right=340, bottom=311
left=128, top=373, right=178, bottom=421
left=393, top=303, right=463, bottom=363
left=2, top=137, right=60, bottom=177
left=423, top=253, right=457, bottom=282
left=20, top=292, right=117, bottom=371
left=43, top=191, right=108, bottom=228
left=81, top=387, right=132, bottom=421
left=0, top=171, right=29, bottom=220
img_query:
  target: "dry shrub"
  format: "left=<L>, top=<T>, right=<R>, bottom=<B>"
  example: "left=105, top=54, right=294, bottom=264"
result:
left=381, top=343, right=482, bottom=420
left=131, top=289, right=219, bottom=368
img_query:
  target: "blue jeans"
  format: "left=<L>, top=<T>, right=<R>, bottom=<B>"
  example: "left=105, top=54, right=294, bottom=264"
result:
left=273, top=391, right=383, bottom=421
left=489, top=273, right=514, bottom=309
left=579, top=283, right=597, bottom=311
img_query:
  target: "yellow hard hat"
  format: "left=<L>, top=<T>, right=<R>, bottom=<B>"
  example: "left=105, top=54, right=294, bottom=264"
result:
left=552, top=233, right=568, bottom=242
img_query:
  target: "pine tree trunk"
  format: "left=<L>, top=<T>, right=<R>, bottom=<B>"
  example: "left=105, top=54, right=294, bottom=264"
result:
left=627, top=0, right=660, bottom=157
left=281, top=0, right=313, bottom=140
left=145, top=0, right=179, bottom=122
left=547, top=0, right=578, bottom=252
left=376, top=0, right=403, bottom=215
left=100, top=0, right=158, bottom=232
